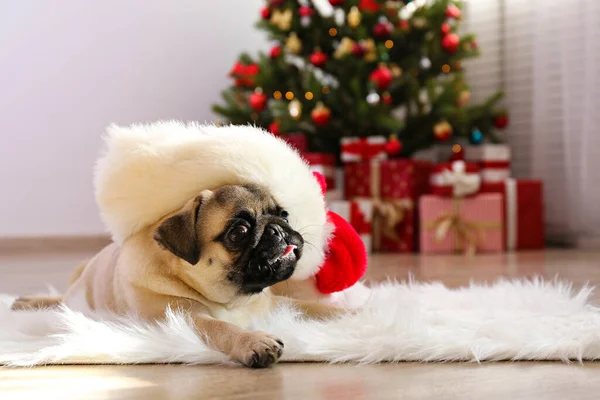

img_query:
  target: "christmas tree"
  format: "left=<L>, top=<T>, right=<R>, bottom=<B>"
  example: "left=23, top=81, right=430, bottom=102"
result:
left=212, top=0, right=507, bottom=157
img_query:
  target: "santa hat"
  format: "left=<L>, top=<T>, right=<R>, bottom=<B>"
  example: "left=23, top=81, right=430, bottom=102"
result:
left=94, top=121, right=366, bottom=293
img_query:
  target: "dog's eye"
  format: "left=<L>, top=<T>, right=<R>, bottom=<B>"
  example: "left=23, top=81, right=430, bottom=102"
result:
left=280, top=210, right=289, bottom=221
left=228, top=224, right=249, bottom=244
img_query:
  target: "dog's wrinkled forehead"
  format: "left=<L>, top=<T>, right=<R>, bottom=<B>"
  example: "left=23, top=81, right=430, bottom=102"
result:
left=211, top=184, right=279, bottom=217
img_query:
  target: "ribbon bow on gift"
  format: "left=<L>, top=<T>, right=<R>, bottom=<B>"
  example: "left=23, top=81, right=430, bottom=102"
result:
left=341, top=138, right=386, bottom=162
left=425, top=199, right=500, bottom=255
left=373, top=199, right=414, bottom=242
left=440, top=160, right=481, bottom=197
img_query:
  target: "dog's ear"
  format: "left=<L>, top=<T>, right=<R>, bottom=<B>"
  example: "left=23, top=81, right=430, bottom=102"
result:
left=154, top=191, right=212, bottom=265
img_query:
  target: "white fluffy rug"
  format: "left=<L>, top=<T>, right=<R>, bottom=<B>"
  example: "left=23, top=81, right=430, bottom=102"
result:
left=2, top=279, right=600, bottom=366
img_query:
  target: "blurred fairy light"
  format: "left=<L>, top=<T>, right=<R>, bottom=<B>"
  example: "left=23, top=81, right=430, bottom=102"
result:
left=273, top=91, right=282, bottom=99
left=385, top=40, right=394, bottom=49
left=442, top=64, right=451, bottom=73
left=285, top=91, right=294, bottom=100
left=305, top=91, right=314, bottom=100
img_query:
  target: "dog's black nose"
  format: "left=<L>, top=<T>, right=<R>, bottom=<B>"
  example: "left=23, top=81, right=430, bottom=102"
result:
left=265, top=224, right=284, bottom=238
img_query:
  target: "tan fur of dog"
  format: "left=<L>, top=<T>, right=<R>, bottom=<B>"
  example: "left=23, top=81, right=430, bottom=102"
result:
left=12, top=184, right=343, bottom=368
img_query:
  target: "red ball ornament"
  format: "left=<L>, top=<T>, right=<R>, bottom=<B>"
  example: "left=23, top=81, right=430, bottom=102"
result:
left=329, top=0, right=345, bottom=6
left=268, top=121, right=281, bottom=136
left=260, top=7, right=271, bottom=20
left=373, top=20, right=394, bottom=38
left=299, top=5, right=314, bottom=17
left=351, top=43, right=365, bottom=57
left=310, top=50, right=328, bottom=67
left=249, top=91, right=268, bottom=112
left=270, top=45, right=281, bottom=58
left=399, top=20, right=410, bottom=31
left=441, top=33, right=460, bottom=53
left=445, top=4, right=462, bottom=19
left=382, top=92, right=393, bottom=105
left=369, top=65, right=393, bottom=90
left=441, top=22, right=451, bottom=35
left=311, top=103, right=331, bottom=127
left=385, top=137, right=402, bottom=155
left=494, top=114, right=509, bottom=129
left=433, top=121, right=453, bottom=141
left=359, top=0, right=380, bottom=13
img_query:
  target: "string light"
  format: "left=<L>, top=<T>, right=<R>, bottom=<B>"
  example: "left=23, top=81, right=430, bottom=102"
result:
left=285, top=91, right=294, bottom=100
left=384, top=40, right=394, bottom=49
left=305, top=91, right=314, bottom=100
left=329, top=28, right=337, bottom=36
left=452, top=144, right=462, bottom=153
left=273, top=91, right=282, bottom=100
left=322, top=86, right=330, bottom=94
left=442, top=64, right=451, bottom=73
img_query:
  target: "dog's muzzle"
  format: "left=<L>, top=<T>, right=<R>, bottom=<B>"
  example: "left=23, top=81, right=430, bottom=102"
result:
left=241, top=223, right=303, bottom=294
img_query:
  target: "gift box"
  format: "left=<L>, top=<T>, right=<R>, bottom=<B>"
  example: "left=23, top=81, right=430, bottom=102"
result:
left=344, top=159, right=433, bottom=252
left=341, top=136, right=388, bottom=163
left=480, top=179, right=545, bottom=250
left=430, top=160, right=481, bottom=197
left=420, top=194, right=505, bottom=254
left=303, top=153, right=336, bottom=190
left=465, top=144, right=511, bottom=183
left=328, top=199, right=373, bottom=253
left=283, top=133, right=308, bottom=153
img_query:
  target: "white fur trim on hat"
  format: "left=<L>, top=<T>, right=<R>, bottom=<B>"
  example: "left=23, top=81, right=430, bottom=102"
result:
left=94, top=121, right=330, bottom=280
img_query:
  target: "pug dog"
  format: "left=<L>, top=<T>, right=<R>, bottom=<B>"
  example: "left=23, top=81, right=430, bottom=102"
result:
left=12, top=184, right=344, bottom=368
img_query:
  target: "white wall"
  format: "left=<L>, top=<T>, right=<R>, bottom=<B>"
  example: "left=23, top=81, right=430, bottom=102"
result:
left=0, top=0, right=266, bottom=237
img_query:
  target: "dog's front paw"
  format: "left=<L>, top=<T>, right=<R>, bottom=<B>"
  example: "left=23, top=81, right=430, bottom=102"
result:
left=230, top=331, right=284, bottom=368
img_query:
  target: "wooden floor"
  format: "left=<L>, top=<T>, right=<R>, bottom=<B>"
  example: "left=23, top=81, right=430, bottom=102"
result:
left=1, top=249, right=600, bottom=399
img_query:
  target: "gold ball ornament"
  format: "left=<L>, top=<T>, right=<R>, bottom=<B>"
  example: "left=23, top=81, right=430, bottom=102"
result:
left=334, top=37, right=355, bottom=59
left=457, top=90, right=471, bottom=106
left=270, top=9, right=293, bottom=31
left=412, top=17, right=427, bottom=29
left=362, top=39, right=377, bottom=62
left=347, top=6, right=362, bottom=28
left=433, top=120, right=453, bottom=141
left=390, top=64, right=403, bottom=77
left=288, top=99, right=303, bottom=120
left=285, top=33, right=303, bottom=54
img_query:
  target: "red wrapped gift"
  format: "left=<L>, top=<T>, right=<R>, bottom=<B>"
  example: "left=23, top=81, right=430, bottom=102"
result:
left=420, top=194, right=505, bottom=254
left=430, top=160, right=481, bottom=197
left=283, top=133, right=308, bottom=152
left=480, top=179, right=545, bottom=250
left=465, top=144, right=511, bottom=183
left=341, top=136, right=388, bottom=163
left=344, top=159, right=433, bottom=252
left=328, top=199, right=373, bottom=253
left=303, top=153, right=336, bottom=190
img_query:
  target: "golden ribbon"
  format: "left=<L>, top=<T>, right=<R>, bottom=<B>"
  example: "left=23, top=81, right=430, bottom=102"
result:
left=372, top=198, right=414, bottom=250
left=362, top=159, right=414, bottom=250
left=423, top=199, right=501, bottom=255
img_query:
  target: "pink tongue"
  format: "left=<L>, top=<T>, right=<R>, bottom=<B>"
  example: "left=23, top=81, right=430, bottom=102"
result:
left=283, top=245, right=296, bottom=257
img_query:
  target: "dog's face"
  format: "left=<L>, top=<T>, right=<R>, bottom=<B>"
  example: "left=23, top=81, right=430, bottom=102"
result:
left=154, top=184, right=304, bottom=302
